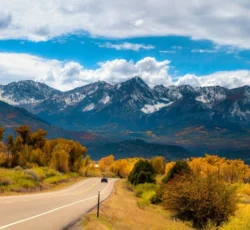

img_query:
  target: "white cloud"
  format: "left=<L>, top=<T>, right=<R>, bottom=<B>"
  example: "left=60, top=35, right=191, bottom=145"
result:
left=191, top=49, right=218, bottom=53
left=176, top=74, right=201, bottom=87
left=160, top=50, right=176, bottom=54
left=0, top=12, right=12, bottom=29
left=172, top=46, right=182, bottom=50
left=0, top=53, right=172, bottom=90
left=1, top=52, right=250, bottom=91
left=176, top=71, right=250, bottom=89
left=99, top=42, right=155, bottom=51
left=1, top=1, right=250, bottom=48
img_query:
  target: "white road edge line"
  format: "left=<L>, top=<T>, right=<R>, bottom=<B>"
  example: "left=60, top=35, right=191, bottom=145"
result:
left=0, top=179, right=114, bottom=230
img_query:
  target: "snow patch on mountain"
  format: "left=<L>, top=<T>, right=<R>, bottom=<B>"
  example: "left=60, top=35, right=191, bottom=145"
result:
left=0, top=90, right=41, bottom=105
left=141, top=102, right=173, bottom=114
left=196, top=95, right=210, bottom=104
left=230, top=103, right=250, bottom=120
left=100, top=94, right=110, bottom=104
left=83, top=103, right=95, bottom=112
left=64, top=93, right=86, bottom=106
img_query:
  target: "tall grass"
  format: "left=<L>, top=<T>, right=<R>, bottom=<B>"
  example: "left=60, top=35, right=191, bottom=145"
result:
left=220, top=204, right=250, bottom=230
left=0, top=168, right=37, bottom=192
left=0, top=167, right=80, bottom=193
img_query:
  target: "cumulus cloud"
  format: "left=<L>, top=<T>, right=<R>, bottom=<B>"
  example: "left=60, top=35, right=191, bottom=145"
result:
left=99, top=42, right=155, bottom=51
left=1, top=53, right=250, bottom=91
left=0, top=53, right=172, bottom=90
left=176, top=71, right=250, bottom=89
left=0, top=12, right=12, bottom=29
left=1, top=1, right=250, bottom=48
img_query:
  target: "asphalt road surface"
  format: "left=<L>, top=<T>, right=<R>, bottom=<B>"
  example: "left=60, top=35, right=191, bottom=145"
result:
left=0, top=178, right=117, bottom=230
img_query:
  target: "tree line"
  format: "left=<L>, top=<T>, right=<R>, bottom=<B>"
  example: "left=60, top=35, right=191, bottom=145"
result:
left=0, top=126, right=87, bottom=173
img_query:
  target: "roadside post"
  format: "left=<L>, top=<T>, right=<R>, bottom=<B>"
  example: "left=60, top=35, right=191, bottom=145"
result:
left=97, top=191, right=100, bottom=218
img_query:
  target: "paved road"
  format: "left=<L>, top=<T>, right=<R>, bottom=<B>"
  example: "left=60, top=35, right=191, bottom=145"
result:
left=0, top=178, right=117, bottom=230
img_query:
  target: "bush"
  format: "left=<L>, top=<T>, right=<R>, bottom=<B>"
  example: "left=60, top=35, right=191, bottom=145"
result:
left=14, top=166, right=23, bottom=171
left=24, top=169, right=39, bottom=182
left=128, top=159, right=156, bottom=185
left=134, top=183, right=157, bottom=197
left=0, top=178, right=13, bottom=186
left=138, top=190, right=156, bottom=207
left=162, top=160, right=191, bottom=183
left=163, top=174, right=237, bottom=228
left=150, top=194, right=162, bottom=204
left=43, top=174, right=70, bottom=184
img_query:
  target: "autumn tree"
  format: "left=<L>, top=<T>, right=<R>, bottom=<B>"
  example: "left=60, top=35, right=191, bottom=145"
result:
left=0, top=127, right=4, bottom=141
left=15, top=125, right=32, bottom=145
left=162, top=160, right=191, bottom=183
left=163, top=174, right=237, bottom=228
left=30, top=129, right=47, bottom=149
left=188, top=155, right=250, bottom=183
left=99, top=155, right=115, bottom=172
left=50, top=145, right=69, bottom=173
left=151, top=156, right=165, bottom=175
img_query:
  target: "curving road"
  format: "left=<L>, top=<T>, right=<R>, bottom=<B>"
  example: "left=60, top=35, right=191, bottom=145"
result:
left=0, top=178, right=117, bottom=230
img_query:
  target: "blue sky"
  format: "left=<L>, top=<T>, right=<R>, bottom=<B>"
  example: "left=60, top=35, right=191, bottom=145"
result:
left=0, top=0, right=250, bottom=90
left=1, top=35, right=250, bottom=76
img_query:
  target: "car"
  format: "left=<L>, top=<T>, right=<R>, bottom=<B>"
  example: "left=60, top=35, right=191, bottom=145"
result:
left=101, top=177, right=108, bottom=183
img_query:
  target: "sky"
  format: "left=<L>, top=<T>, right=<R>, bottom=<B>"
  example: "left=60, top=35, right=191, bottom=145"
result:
left=0, top=0, right=250, bottom=91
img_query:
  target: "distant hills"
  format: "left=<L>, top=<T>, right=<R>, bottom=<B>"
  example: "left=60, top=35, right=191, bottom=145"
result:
left=0, top=100, right=99, bottom=144
left=87, top=139, right=191, bottom=160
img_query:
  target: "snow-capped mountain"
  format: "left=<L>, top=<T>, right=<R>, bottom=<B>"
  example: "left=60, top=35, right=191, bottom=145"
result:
left=0, top=80, right=61, bottom=107
left=1, top=77, right=250, bottom=131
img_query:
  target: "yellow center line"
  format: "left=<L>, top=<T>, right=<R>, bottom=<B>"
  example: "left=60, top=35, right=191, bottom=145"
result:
left=71, top=182, right=99, bottom=195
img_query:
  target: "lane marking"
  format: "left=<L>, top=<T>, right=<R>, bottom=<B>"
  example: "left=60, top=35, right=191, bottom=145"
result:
left=72, top=182, right=99, bottom=195
left=0, top=179, right=114, bottom=230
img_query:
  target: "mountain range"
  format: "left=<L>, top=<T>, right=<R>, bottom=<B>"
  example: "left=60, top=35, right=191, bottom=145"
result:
left=1, top=77, right=250, bottom=160
left=1, top=77, right=250, bottom=131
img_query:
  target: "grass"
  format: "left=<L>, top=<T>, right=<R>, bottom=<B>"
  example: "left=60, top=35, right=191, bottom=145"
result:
left=82, top=180, right=193, bottom=230
left=81, top=180, right=250, bottom=230
left=218, top=183, right=250, bottom=230
left=0, top=167, right=37, bottom=193
left=0, top=167, right=82, bottom=195
left=220, top=204, right=250, bottom=230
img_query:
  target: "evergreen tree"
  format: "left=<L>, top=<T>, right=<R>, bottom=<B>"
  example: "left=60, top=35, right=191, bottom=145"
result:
left=128, top=159, right=156, bottom=185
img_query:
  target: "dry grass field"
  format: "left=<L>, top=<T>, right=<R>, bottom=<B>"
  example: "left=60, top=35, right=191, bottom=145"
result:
left=82, top=179, right=193, bottom=230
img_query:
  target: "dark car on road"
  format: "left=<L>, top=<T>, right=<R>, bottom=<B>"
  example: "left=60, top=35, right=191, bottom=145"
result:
left=101, top=177, right=108, bottom=183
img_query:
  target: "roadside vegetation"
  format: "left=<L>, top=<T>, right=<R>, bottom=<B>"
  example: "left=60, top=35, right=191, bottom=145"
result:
left=0, top=125, right=89, bottom=194
left=82, top=180, right=193, bottom=230
left=1, top=126, right=250, bottom=229
left=83, top=154, right=250, bottom=230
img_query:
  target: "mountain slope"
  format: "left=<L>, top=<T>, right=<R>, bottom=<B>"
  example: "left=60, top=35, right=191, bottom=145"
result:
left=1, top=78, right=250, bottom=132
left=86, top=139, right=191, bottom=160
left=0, top=101, right=99, bottom=143
left=0, top=80, right=61, bottom=109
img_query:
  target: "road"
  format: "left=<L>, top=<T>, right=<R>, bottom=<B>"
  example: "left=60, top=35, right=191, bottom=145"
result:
left=0, top=178, right=117, bottom=230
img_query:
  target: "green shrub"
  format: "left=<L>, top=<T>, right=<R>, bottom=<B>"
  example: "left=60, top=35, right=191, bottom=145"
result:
left=134, top=183, right=157, bottom=197
left=162, top=160, right=191, bottom=183
left=128, top=160, right=156, bottom=185
left=150, top=194, right=162, bottom=204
